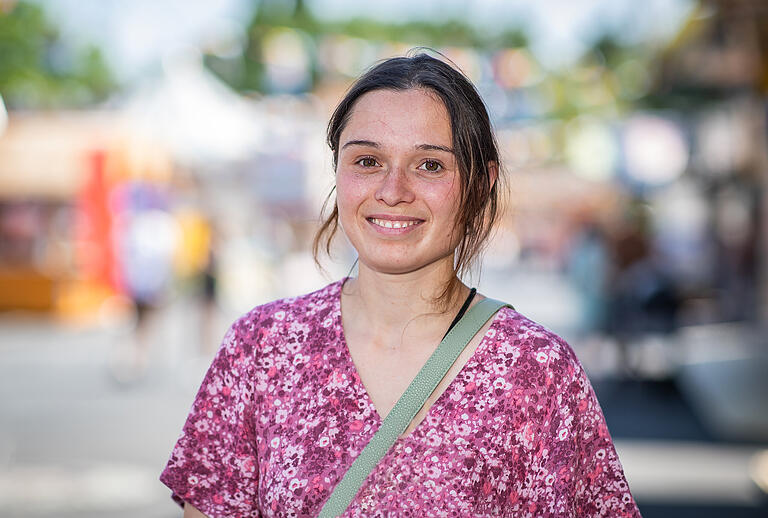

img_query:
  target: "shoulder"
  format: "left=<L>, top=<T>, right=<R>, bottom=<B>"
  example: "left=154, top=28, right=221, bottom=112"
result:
left=491, top=306, right=583, bottom=384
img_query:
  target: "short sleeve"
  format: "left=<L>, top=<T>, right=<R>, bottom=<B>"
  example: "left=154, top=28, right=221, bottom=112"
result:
left=160, top=317, right=261, bottom=518
left=546, top=347, right=642, bottom=517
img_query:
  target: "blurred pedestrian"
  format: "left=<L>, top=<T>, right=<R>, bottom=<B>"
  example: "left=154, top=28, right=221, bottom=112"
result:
left=110, top=180, right=178, bottom=381
left=566, top=216, right=610, bottom=337
left=607, top=201, right=680, bottom=375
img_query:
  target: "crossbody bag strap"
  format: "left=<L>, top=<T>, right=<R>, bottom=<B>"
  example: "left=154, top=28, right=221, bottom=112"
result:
left=318, top=297, right=512, bottom=517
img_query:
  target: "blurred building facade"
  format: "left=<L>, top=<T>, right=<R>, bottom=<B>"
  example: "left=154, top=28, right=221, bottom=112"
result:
left=1, top=0, right=767, bottom=334
left=1, top=1, right=768, bottom=517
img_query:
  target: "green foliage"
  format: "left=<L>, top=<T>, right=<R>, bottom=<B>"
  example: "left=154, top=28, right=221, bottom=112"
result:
left=205, top=0, right=529, bottom=94
left=0, top=1, right=115, bottom=108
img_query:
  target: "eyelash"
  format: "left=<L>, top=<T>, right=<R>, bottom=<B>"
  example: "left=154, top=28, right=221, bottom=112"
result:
left=418, top=160, right=443, bottom=173
left=354, top=157, right=444, bottom=172
left=355, top=156, right=380, bottom=168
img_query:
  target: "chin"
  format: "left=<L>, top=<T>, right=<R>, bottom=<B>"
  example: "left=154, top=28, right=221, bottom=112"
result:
left=369, top=264, right=423, bottom=275
left=359, top=252, right=453, bottom=276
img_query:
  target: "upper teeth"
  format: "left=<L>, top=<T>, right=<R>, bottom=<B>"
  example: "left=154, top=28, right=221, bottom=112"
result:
left=370, top=218, right=419, bottom=229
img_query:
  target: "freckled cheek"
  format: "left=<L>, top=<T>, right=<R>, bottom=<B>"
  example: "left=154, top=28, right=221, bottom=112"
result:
left=424, top=182, right=460, bottom=210
left=336, top=171, right=371, bottom=198
left=425, top=190, right=462, bottom=240
left=336, top=178, right=370, bottom=229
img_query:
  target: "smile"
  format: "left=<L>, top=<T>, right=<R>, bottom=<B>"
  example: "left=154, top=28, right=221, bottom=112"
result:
left=367, top=217, right=423, bottom=229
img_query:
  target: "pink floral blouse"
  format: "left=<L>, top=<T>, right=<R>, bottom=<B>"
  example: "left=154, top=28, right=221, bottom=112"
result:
left=161, top=279, right=641, bottom=517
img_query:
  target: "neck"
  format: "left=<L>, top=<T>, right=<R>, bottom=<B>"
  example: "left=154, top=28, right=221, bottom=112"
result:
left=341, top=258, right=469, bottom=351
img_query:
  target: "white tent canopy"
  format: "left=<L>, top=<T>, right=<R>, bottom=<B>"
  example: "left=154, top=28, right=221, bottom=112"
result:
left=122, top=53, right=264, bottom=166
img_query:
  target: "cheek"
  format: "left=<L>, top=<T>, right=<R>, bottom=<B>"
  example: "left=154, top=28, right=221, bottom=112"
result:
left=335, top=174, right=367, bottom=224
left=426, top=180, right=461, bottom=222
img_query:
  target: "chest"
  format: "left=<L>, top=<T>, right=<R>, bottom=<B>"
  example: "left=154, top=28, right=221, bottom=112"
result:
left=345, top=320, right=492, bottom=437
left=254, top=328, right=539, bottom=517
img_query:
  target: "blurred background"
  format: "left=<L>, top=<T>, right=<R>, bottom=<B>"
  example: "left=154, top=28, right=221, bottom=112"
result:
left=0, top=0, right=767, bottom=516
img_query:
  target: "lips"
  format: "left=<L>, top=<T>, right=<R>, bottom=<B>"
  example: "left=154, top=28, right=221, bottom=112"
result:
left=366, top=215, right=425, bottom=232
left=368, top=217, right=422, bottom=229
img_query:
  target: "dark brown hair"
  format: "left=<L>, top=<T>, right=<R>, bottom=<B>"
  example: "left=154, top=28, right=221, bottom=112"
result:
left=313, top=51, right=502, bottom=308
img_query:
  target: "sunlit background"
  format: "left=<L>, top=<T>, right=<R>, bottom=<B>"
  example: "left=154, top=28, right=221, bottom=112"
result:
left=1, top=0, right=767, bottom=516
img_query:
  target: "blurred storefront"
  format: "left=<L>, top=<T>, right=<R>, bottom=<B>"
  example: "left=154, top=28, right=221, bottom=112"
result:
left=0, top=56, right=337, bottom=323
left=0, top=111, right=177, bottom=321
left=618, top=0, right=768, bottom=446
left=652, top=0, right=768, bottom=325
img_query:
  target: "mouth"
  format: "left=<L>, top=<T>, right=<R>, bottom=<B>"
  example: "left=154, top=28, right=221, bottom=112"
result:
left=366, top=216, right=425, bottom=232
left=367, top=217, right=423, bottom=229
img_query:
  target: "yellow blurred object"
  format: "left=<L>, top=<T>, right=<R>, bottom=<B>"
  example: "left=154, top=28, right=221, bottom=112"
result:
left=173, top=209, right=212, bottom=277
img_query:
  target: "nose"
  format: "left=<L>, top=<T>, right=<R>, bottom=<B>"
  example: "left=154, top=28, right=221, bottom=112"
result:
left=375, top=166, right=415, bottom=206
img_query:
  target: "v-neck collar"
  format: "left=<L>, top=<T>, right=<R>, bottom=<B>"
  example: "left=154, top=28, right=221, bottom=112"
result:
left=332, top=278, right=504, bottom=444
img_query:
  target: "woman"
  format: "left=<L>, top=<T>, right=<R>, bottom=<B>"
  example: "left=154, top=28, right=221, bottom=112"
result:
left=161, top=53, right=641, bottom=517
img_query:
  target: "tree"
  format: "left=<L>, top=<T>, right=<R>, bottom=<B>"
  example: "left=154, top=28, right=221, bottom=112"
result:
left=203, top=0, right=529, bottom=94
left=0, top=1, right=115, bottom=108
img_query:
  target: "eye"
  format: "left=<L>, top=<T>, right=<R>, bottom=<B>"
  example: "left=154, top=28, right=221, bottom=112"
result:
left=418, top=160, right=443, bottom=173
left=356, top=156, right=380, bottom=168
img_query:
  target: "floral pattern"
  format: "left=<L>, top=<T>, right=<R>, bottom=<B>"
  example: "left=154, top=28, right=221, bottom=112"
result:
left=161, top=279, right=641, bottom=517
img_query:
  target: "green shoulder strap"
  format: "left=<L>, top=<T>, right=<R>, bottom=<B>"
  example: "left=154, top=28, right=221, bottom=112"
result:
left=318, top=297, right=512, bottom=517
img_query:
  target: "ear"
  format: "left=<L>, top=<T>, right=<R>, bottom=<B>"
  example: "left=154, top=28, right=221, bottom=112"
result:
left=487, top=161, right=499, bottom=190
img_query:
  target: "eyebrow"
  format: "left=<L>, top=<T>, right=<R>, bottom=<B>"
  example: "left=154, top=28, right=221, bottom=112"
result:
left=416, top=143, right=454, bottom=154
left=341, top=139, right=379, bottom=150
left=340, top=140, right=454, bottom=154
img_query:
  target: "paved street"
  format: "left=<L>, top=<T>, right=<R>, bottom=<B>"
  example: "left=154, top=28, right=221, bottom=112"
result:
left=0, top=300, right=210, bottom=518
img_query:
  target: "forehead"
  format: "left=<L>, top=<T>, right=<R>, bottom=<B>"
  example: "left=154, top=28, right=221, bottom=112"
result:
left=340, top=88, right=452, bottom=147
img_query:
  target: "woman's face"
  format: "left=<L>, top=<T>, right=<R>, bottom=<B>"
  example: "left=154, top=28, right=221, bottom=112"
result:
left=335, top=88, right=462, bottom=275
